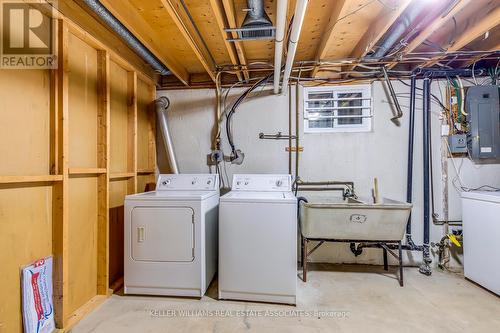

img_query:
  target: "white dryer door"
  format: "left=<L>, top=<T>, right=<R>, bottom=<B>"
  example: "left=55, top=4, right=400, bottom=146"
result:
left=131, top=207, right=195, bottom=262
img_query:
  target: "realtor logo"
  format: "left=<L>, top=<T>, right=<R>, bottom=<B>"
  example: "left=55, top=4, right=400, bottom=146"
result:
left=1, top=0, right=57, bottom=68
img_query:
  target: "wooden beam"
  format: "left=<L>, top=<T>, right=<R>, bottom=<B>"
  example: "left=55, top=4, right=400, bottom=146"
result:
left=109, top=172, right=136, bottom=180
left=96, top=50, right=110, bottom=296
left=209, top=0, right=242, bottom=81
left=68, top=168, right=107, bottom=175
left=221, top=0, right=250, bottom=81
left=160, top=0, right=217, bottom=82
left=462, top=43, right=500, bottom=67
left=96, top=0, right=189, bottom=85
left=350, top=0, right=411, bottom=60
left=0, top=175, right=63, bottom=184
left=423, top=5, right=500, bottom=67
left=311, top=0, right=348, bottom=77
left=127, top=71, right=138, bottom=194
left=399, top=0, right=472, bottom=56
left=52, top=19, right=70, bottom=328
left=449, top=6, right=500, bottom=52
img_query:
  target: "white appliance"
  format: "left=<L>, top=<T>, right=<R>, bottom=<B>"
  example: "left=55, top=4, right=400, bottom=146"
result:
left=219, top=174, right=297, bottom=304
left=462, top=191, right=500, bottom=295
left=124, top=174, right=219, bottom=297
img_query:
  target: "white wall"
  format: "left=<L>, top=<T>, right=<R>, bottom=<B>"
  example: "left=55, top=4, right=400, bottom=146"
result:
left=157, top=80, right=500, bottom=266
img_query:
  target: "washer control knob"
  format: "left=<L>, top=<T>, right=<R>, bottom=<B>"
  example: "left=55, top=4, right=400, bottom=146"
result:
left=207, top=179, right=212, bottom=185
left=236, top=180, right=241, bottom=186
left=244, top=181, right=249, bottom=185
left=162, top=179, right=171, bottom=186
left=276, top=179, right=283, bottom=187
left=191, top=179, right=197, bottom=185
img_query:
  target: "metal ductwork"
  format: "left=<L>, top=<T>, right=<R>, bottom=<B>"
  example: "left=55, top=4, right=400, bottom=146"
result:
left=369, top=1, right=429, bottom=58
left=81, top=0, right=171, bottom=75
left=155, top=97, right=179, bottom=174
left=242, top=0, right=273, bottom=28
left=226, top=0, right=275, bottom=41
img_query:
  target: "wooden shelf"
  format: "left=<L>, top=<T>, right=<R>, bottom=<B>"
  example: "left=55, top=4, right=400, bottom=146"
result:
left=137, top=168, right=155, bottom=175
left=68, top=168, right=107, bottom=175
left=0, top=175, right=63, bottom=184
left=109, top=172, right=135, bottom=180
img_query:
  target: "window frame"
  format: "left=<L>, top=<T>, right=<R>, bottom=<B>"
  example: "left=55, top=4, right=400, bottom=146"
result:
left=303, top=84, right=373, bottom=133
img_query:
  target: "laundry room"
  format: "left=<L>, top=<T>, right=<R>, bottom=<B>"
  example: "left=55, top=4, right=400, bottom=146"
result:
left=1, top=1, right=499, bottom=333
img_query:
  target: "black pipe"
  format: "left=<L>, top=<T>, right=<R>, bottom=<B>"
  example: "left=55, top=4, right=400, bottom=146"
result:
left=405, top=74, right=416, bottom=245
left=420, top=77, right=432, bottom=276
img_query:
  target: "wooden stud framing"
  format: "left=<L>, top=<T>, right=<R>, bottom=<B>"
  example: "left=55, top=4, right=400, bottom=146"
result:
left=0, top=15, right=157, bottom=333
left=127, top=71, right=138, bottom=194
left=221, top=0, right=250, bottom=81
left=97, top=50, right=111, bottom=296
left=160, top=0, right=217, bottom=82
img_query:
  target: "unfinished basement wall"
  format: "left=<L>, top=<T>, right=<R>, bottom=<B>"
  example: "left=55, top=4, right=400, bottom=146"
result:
left=157, top=80, right=500, bottom=266
left=0, top=21, right=156, bottom=333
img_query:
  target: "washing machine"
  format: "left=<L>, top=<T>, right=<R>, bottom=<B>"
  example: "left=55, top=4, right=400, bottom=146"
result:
left=124, top=174, right=219, bottom=297
left=219, top=174, right=297, bottom=304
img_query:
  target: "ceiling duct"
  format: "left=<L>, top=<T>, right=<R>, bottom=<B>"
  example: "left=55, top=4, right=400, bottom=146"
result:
left=225, top=0, right=276, bottom=42
left=81, top=0, right=170, bottom=75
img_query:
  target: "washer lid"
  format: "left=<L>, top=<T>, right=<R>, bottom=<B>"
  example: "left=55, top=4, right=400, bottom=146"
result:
left=126, top=190, right=219, bottom=201
left=462, top=191, right=500, bottom=204
left=220, top=191, right=296, bottom=204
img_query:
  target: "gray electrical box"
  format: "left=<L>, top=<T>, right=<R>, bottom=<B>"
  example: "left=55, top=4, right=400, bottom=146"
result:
left=466, top=85, right=500, bottom=162
left=448, top=134, right=467, bottom=153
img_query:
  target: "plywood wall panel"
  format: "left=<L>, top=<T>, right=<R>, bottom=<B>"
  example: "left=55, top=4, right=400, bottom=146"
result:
left=0, top=70, right=51, bottom=176
left=0, top=185, right=52, bottom=333
left=68, top=33, right=99, bottom=169
left=67, top=177, right=98, bottom=315
left=109, top=62, right=129, bottom=174
left=109, top=180, right=128, bottom=209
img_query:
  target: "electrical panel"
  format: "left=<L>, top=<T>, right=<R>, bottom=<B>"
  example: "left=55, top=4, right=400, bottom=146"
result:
left=466, top=85, right=500, bottom=162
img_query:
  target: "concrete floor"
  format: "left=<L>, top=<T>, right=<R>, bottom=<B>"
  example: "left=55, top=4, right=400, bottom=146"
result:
left=71, top=265, right=499, bottom=333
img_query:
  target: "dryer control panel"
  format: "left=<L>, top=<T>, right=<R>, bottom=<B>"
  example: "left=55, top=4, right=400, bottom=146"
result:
left=157, top=174, right=219, bottom=191
left=231, top=174, right=292, bottom=191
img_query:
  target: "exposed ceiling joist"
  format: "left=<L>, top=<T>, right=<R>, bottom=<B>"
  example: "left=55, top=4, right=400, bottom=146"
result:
left=350, top=0, right=412, bottom=62
left=221, top=0, right=250, bottom=81
left=311, top=0, right=347, bottom=77
left=423, top=5, right=500, bottom=67
left=160, top=0, right=217, bottom=82
left=209, top=0, right=243, bottom=82
left=462, top=43, right=500, bottom=67
left=400, top=0, right=472, bottom=55
left=91, top=0, right=190, bottom=85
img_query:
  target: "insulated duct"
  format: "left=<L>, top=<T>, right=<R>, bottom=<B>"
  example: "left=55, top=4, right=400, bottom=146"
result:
left=81, top=0, right=170, bottom=75
left=369, top=1, right=428, bottom=58
left=156, top=97, right=179, bottom=174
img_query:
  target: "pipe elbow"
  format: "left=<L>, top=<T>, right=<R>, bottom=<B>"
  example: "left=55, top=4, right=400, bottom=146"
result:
left=155, top=96, right=170, bottom=112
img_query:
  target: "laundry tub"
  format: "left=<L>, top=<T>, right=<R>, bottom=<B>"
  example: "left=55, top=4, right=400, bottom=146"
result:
left=299, top=196, right=412, bottom=241
left=298, top=195, right=412, bottom=285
